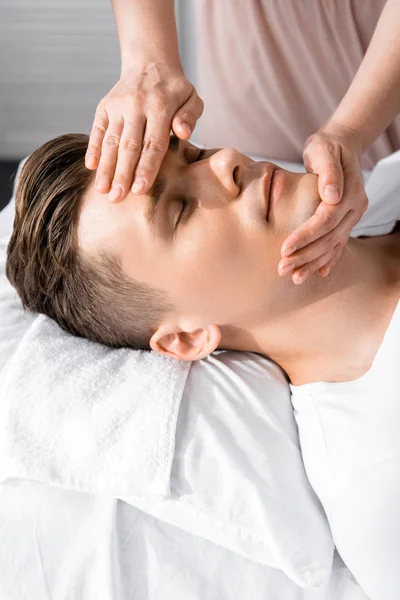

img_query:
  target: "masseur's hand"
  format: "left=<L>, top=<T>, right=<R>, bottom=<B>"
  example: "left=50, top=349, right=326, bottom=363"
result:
left=85, top=63, right=204, bottom=202
left=278, top=121, right=368, bottom=284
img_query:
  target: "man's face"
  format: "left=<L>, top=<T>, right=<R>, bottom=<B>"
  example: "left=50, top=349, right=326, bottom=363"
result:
left=78, top=135, right=322, bottom=345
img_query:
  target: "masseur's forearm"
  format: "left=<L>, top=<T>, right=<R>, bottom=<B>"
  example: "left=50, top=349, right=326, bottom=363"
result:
left=323, top=0, right=400, bottom=153
left=112, top=0, right=183, bottom=73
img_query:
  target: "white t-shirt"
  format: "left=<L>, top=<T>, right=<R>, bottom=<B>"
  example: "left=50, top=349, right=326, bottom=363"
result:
left=289, top=149, right=400, bottom=599
left=290, top=299, right=400, bottom=510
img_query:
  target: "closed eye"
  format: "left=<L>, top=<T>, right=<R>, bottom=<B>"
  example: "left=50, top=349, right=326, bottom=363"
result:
left=174, top=146, right=209, bottom=230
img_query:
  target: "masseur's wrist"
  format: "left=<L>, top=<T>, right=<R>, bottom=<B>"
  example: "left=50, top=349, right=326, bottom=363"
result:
left=120, top=39, right=184, bottom=74
left=317, top=118, right=364, bottom=159
left=121, top=46, right=183, bottom=75
left=121, top=47, right=184, bottom=80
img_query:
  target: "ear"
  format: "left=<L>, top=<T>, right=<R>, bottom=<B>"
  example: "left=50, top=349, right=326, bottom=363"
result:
left=150, top=324, right=221, bottom=361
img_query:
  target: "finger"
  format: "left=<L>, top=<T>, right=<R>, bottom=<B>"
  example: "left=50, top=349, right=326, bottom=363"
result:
left=86, top=107, right=108, bottom=170
left=95, top=117, right=124, bottom=194
left=281, top=200, right=347, bottom=257
left=171, top=88, right=205, bottom=140
left=278, top=209, right=355, bottom=276
left=304, top=140, right=344, bottom=204
left=318, top=164, right=343, bottom=206
left=291, top=243, right=342, bottom=285
left=131, top=114, right=172, bottom=195
left=108, top=116, right=146, bottom=203
left=319, top=251, right=342, bottom=278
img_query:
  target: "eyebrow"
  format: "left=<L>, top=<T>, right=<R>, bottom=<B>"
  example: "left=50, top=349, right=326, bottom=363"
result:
left=147, top=134, right=181, bottom=228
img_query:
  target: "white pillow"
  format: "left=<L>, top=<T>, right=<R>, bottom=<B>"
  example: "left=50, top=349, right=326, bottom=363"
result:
left=0, top=157, right=334, bottom=589
left=125, top=351, right=334, bottom=588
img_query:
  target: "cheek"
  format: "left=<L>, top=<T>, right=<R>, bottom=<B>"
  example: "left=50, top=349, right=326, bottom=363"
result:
left=294, top=175, right=321, bottom=225
left=171, top=217, right=282, bottom=322
left=172, top=219, right=246, bottom=310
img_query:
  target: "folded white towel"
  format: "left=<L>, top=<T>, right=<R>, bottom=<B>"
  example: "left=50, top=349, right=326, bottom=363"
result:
left=0, top=313, right=191, bottom=496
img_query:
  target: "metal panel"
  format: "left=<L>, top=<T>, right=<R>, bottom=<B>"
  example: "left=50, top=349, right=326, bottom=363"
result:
left=0, top=0, right=197, bottom=158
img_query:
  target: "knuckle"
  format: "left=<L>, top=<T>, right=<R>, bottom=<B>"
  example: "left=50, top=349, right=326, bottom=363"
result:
left=121, top=137, right=142, bottom=153
left=142, top=136, right=167, bottom=155
left=92, top=122, right=107, bottom=136
left=333, top=236, right=346, bottom=253
left=159, top=106, right=170, bottom=118
left=86, top=142, right=100, bottom=154
left=322, top=212, right=337, bottom=231
left=322, top=140, right=336, bottom=155
left=104, top=134, right=121, bottom=148
left=180, top=110, right=195, bottom=125
left=333, top=242, right=342, bottom=255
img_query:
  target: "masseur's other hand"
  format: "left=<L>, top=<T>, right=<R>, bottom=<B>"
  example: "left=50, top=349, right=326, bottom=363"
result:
left=85, top=63, right=204, bottom=202
left=278, top=121, right=368, bottom=284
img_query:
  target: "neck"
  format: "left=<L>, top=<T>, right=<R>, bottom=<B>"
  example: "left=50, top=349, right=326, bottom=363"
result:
left=230, top=235, right=399, bottom=384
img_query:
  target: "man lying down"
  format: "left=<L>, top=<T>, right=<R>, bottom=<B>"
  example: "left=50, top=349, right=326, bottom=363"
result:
left=5, top=132, right=400, bottom=597
left=6, top=132, right=400, bottom=387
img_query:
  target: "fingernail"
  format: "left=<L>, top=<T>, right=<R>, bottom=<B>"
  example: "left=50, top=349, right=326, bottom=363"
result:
left=96, top=176, right=110, bottom=192
left=282, top=245, right=296, bottom=257
left=180, top=122, right=191, bottom=136
left=109, top=184, right=122, bottom=202
left=322, top=267, right=331, bottom=278
left=294, top=269, right=308, bottom=284
left=279, top=262, right=295, bottom=276
left=132, top=177, right=145, bottom=194
left=324, top=184, right=339, bottom=204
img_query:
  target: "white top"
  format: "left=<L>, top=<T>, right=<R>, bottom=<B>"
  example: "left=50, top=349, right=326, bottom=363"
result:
left=290, top=299, right=400, bottom=510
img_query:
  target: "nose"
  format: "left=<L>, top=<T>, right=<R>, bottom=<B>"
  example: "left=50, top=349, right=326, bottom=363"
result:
left=207, top=148, right=245, bottom=197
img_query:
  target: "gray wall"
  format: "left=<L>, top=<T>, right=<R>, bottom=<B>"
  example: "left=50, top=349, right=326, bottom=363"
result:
left=0, top=0, right=197, bottom=159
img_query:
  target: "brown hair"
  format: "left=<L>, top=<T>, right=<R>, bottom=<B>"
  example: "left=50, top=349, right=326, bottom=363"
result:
left=6, top=133, right=176, bottom=351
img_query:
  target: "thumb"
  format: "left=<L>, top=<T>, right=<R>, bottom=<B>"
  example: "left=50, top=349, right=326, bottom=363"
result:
left=318, top=165, right=344, bottom=205
left=172, top=89, right=204, bottom=140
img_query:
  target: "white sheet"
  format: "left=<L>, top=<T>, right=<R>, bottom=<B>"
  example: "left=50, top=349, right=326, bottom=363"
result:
left=0, top=480, right=368, bottom=600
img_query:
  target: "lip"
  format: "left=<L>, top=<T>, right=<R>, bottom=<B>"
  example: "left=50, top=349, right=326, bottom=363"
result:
left=262, top=165, right=277, bottom=221
left=270, top=168, right=283, bottom=214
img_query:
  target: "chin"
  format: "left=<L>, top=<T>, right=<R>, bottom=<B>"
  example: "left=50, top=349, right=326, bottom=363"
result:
left=278, top=172, right=321, bottom=236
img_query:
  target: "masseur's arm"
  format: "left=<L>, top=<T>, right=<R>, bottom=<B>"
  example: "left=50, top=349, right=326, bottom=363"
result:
left=85, top=0, right=204, bottom=202
left=330, top=0, right=400, bottom=155
left=279, top=0, right=400, bottom=284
